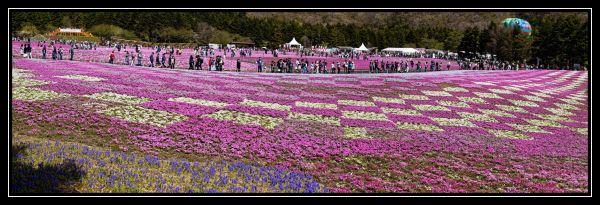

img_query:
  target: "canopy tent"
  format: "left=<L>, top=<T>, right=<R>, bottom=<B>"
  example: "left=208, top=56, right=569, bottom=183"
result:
left=47, top=28, right=94, bottom=37
left=208, top=43, right=220, bottom=49
left=381, top=48, right=421, bottom=54
left=337, top=46, right=354, bottom=51
left=284, top=37, right=302, bottom=49
left=354, top=43, right=369, bottom=52
left=425, top=49, right=444, bottom=53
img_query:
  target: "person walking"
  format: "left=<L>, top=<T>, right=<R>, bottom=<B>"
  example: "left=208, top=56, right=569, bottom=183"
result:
left=189, top=55, right=195, bottom=70
left=236, top=59, right=241, bottom=72
left=257, top=57, right=263, bottom=72
left=137, top=52, right=143, bottom=66
left=170, top=54, right=176, bottom=69
left=196, top=55, right=202, bottom=70
left=149, top=52, right=155, bottom=67
left=109, top=51, right=115, bottom=64
left=69, top=46, right=74, bottom=60
left=42, top=44, right=47, bottom=59
left=218, top=56, right=224, bottom=71
left=155, top=53, right=160, bottom=68
left=125, top=51, right=130, bottom=65
left=58, top=47, right=63, bottom=60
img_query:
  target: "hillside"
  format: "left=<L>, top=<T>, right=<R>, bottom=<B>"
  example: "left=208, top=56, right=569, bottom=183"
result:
left=246, top=12, right=588, bottom=30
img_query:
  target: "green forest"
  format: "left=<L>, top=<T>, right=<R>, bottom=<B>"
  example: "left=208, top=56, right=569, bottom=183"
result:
left=11, top=12, right=589, bottom=66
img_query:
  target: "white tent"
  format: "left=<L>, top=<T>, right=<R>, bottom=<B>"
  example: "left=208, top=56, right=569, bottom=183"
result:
left=355, top=43, right=368, bottom=52
left=208, top=43, right=220, bottom=49
left=288, top=37, right=301, bottom=46
left=381, top=48, right=420, bottom=54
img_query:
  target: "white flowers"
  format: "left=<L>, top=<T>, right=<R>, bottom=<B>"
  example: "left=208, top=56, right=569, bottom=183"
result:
left=530, top=91, right=552, bottom=98
left=12, top=71, right=34, bottom=79
left=337, top=99, right=376, bottom=107
left=473, top=82, right=495, bottom=86
left=496, top=105, right=528, bottom=113
left=98, top=105, right=188, bottom=127
left=560, top=98, right=584, bottom=106
left=474, top=92, right=503, bottom=99
left=288, top=112, right=340, bottom=126
left=488, top=88, right=514, bottom=94
left=381, top=107, right=422, bottom=116
left=534, top=114, right=572, bottom=122
left=553, top=103, right=579, bottom=110
left=522, top=95, right=546, bottom=102
left=437, top=100, right=470, bottom=108
left=479, top=109, right=516, bottom=118
left=205, top=110, right=283, bottom=129
left=12, top=78, right=52, bottom=87
left=12, top=87, right=71, bottom=101
left=458, top=97, right=487, bottom=104
left=85, top=92, right=151, bottom=105
left=422, top=91, right=453, bottom=97
left=457, top=112, right=498, bottom=123
left=372, top=97, right=405, bottom=104
left=487, top=129, right=532, bottom=140
left=413, top=104, right=450, bottom=111
left=343, top=127, right=370, bottom=139
left=509, top=100, right=539, bottom=107
left=443, top=87, right=469, bottom=92
left=169, top=97, right=229, bottom=108
left=295, top=101, right=338, bottom=110
left=545, top=108, right=575, bottom=116
left=398, top=94, right=429, bottom=100
left=507, top=124, right=550, bottom=134
left=525, top=119, right=565, bottom=128
left=56, top=74, right=106, bottom=82
left=574, top=128, right=588, bottom=135
left=395, top=122, right=443, bottom=132
left=432, top=118, right=476, bottom=128
left=241, top=99, right=291, bottom=111
left=342, top=111, right=389, bottom=121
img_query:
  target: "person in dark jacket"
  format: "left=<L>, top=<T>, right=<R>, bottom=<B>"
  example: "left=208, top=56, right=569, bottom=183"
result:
left=42, top=44, right=47, bottom=59
left=195, top=55, right=202, bottom=70
left=69, top=47, right=74, bottom=60
left=149, top=52, right=155, bottom=67
left=155, top=53, right=160, bottom=67
left=52, top=47, right=57, bottom=60
left=189, top=55, right=194, bottom=70
left=58, top=47, right=63, bottom=60
left=236, top=59, right=241, bottom=72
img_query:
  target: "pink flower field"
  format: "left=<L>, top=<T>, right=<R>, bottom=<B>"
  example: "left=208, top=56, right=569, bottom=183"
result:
left=11, top=58, right=589, bottom=193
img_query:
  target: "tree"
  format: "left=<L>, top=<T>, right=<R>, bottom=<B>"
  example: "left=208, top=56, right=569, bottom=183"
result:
left=443, top=30, right=463, bottom=51
left=458, top=27, right=480, bottom=58
left=194, top=22, right=215, bottom=44
left=484, top=21, right=499, bottom=57
left=300, top=35, right=311, bottom=47
left=418, top=38, right=444, bottom=50
left=60, top=15, right=72, bottom=28
left=511, top=26, right=533, bottom=63
left=89, top=24, right=138, bottom=41
left=19, top=22, right=39, bottom=36
left=496, top=28, right=513, bottom=62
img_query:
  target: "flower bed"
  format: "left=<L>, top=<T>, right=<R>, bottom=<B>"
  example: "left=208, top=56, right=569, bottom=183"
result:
left=11, top=58, right=589, bottom=193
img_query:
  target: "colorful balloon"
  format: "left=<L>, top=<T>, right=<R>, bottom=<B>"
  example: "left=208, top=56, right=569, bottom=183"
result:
left=502, top=18, right=532, bottom=36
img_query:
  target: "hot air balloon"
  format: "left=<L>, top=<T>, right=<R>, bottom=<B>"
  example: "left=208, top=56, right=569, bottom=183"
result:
left=502, top=18, right=532, bottom=36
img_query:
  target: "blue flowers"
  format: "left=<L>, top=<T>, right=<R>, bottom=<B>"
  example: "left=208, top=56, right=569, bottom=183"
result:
left=11, top=139, right=326, bottom=193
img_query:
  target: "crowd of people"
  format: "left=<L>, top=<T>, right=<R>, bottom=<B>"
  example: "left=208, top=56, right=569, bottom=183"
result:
left=13, top=37, right=586, bottom=73
left=253, top=57, right=358, bottom=74
left=368, top=59, right=453, bottom=73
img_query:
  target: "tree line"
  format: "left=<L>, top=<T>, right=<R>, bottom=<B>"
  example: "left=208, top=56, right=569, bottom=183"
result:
left=10, top=12, right=589, bottom=66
